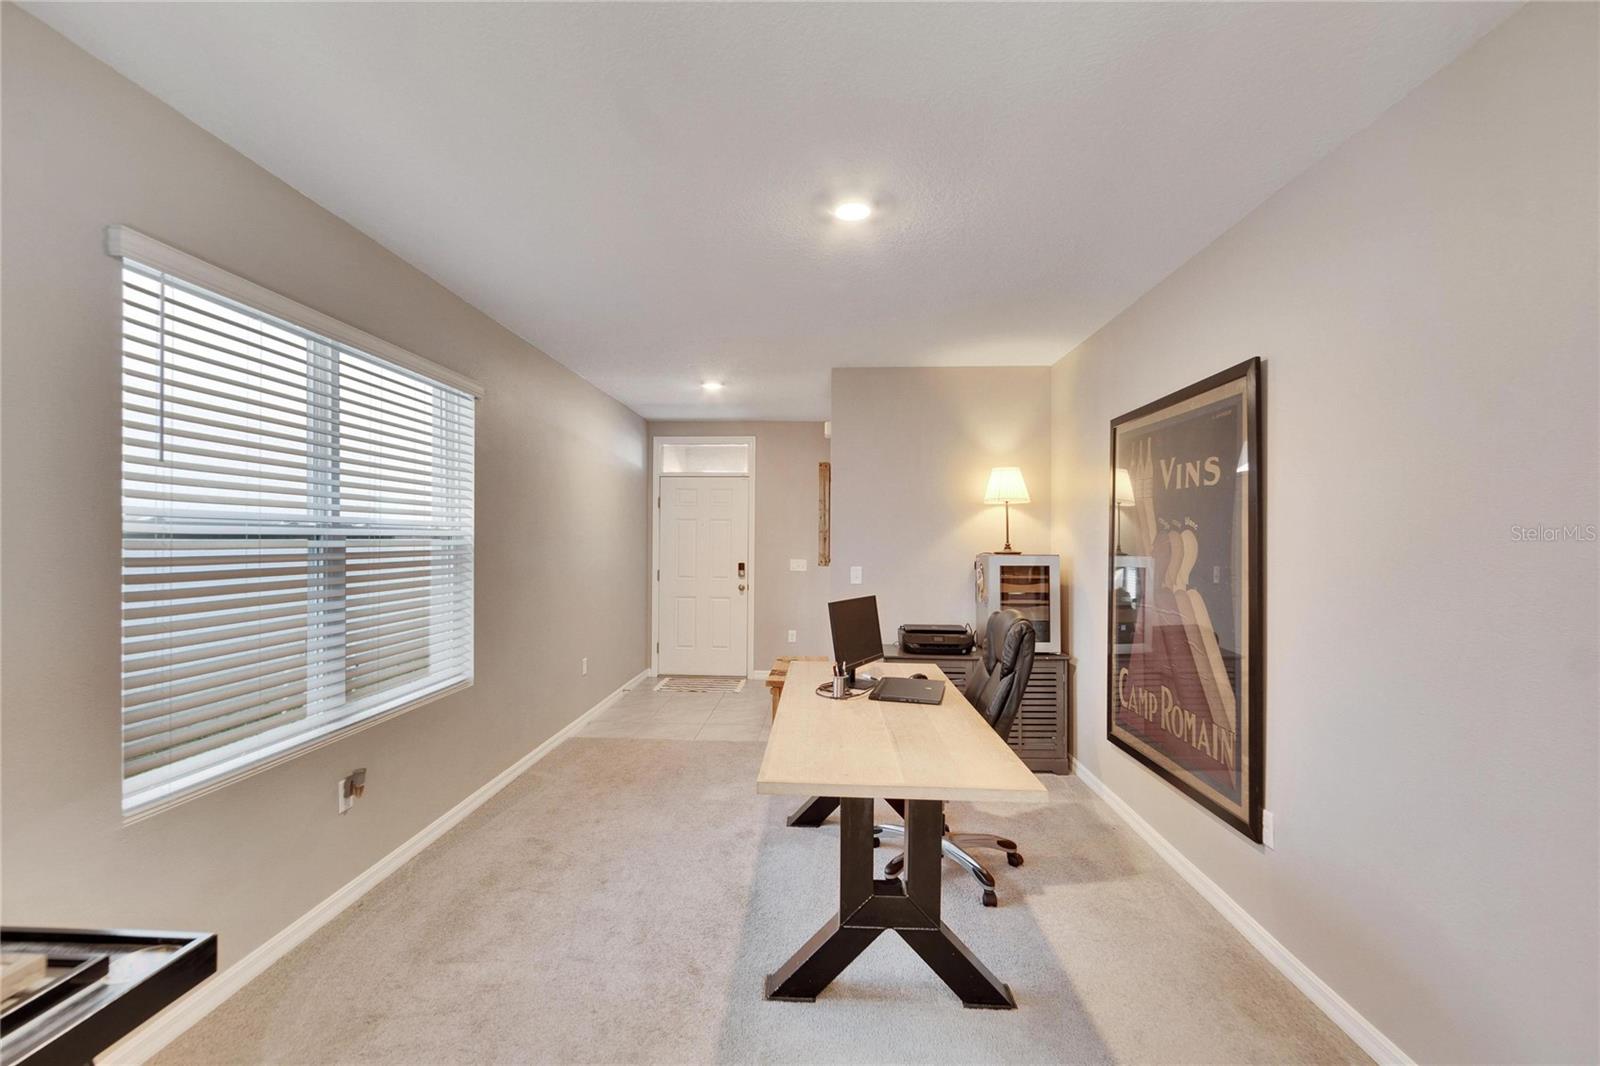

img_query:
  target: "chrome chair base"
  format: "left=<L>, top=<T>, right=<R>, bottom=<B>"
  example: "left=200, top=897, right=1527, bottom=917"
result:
left=873, top=823, right=1023, bottom=907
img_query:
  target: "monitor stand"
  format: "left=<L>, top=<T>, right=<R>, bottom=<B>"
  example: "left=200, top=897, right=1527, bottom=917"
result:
left=844, top=665, right=879, bottom=692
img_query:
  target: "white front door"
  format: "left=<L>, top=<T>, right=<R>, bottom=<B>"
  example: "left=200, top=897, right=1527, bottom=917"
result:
left=658, top=476, right=750, bottom=676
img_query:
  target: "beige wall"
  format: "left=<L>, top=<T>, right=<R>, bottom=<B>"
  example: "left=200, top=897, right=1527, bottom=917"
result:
left=830, top=367, right=1051, bottom=640
left=1049, top=5, right=1598, bottom=1061
left=0, top=6, right=648, bottom=969
left=647, top=422, right=831, bottom=669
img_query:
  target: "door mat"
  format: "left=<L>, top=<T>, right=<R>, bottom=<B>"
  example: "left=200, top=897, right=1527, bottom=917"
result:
left=653, top=676, right=747, bottom=694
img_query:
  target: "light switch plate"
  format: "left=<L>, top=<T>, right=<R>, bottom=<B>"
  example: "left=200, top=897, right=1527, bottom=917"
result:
left=787, top=629, right=797, bottom=643
left=1261, top=810, right=1275, bottom=849
left=850, top=566, right=863, bottom=585
left=789, top=558, right=806, bottom=571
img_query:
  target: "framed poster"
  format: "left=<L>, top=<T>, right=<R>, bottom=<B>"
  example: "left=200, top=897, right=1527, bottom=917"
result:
left=1107, top=358, right=1264, bottom=841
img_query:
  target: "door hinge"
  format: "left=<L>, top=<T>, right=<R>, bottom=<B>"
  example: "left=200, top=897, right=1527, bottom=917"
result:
left=655, top=569, right=660, bottom=580
left=656, top=496, right=660, bottom=508
left=655, top=642, right=660, bottom=653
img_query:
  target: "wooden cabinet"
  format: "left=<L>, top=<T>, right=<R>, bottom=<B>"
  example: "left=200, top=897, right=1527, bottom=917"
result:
left=884, top=644, right=1072, bottom=774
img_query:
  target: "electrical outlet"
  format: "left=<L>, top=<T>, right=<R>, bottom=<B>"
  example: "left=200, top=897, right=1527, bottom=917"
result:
left=581, top=657, right=589, bottom=676
left=338, top=768, right=367, bottom=815
left=789, top=558, right=807, bottom=571
left=850, top=566, right=863, bottom=585
left=787, top=629, right=797, bottom=643
left=1261, top=810, right=1275, bottom=849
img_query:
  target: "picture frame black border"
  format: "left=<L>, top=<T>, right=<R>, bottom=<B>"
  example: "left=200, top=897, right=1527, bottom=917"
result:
left=1104, top=356, right=1265, bottom=843
left=0, top=927, right=217, bottom=1066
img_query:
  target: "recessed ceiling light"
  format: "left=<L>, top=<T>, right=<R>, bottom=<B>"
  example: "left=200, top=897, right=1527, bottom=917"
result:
left=702, top=381, right=725, bottom=392
left=831, top=201, right=873, bottom=222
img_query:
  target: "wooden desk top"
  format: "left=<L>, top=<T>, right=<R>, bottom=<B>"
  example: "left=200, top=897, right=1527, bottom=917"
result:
left=756, top=660, right=1048, bottom=803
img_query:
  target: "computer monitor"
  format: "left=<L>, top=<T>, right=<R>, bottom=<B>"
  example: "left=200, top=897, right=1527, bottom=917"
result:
left=829, top=595, right=884, bottom=690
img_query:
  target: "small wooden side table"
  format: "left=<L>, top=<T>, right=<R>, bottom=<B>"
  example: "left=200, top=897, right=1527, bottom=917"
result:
left=765, top=656, right=830, bottom=719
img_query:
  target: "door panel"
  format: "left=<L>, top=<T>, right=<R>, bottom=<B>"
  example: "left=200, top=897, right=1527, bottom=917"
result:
left=709, top=597, right=732, bottom=649
left=672, top=598, right=695, bottom=648
left=659, top=476, right=749, bottom=676
left=708, top=518, right=732, bottom=577
left=673, top=518, right=696, bottom=577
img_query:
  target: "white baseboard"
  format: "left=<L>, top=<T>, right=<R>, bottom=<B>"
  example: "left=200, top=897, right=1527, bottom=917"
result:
left=1071, top=758, right=1413, bottom=1066
left=99, top=668, right=650, bottom=1066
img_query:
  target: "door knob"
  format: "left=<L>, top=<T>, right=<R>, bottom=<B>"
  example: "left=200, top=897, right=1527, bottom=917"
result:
left=738, top=583, right=747, bottom=592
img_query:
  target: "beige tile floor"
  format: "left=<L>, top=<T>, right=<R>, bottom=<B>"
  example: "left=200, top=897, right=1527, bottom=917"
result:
left=579, top=678, right=773, bottom=742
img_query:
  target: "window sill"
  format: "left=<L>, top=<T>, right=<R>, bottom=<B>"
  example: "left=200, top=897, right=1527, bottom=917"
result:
left=122, top=677, right=472, bottom=824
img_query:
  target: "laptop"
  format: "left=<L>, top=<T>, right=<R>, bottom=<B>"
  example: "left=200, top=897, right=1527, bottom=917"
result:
left=869, top=676, right=945, bottom=705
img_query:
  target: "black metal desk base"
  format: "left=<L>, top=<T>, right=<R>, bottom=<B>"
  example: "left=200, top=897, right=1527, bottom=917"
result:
left=765, top=797, right=1016, bottom=1009
left=786, top=795, right=839, bottom=827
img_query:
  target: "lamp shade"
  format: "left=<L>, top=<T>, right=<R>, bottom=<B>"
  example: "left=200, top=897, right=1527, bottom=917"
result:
left=1114, top=468, right=1135, bottom=507
left=984, top=466, right=1030, bottom=504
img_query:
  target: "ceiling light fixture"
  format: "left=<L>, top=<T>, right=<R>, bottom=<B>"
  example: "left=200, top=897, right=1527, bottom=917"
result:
left=830, top=201, right=873, bottom=222
left=702, top=381, right=725, bottom=392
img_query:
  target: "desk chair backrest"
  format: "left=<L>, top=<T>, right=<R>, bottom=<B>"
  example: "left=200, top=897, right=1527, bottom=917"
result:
left=962, top=609, right=1036, bottom=740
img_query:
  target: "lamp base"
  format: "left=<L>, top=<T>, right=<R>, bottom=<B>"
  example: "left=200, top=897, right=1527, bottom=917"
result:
left=994, top=500, right=1023, bottom=556
left=993, top=549, right=1021, bottom=555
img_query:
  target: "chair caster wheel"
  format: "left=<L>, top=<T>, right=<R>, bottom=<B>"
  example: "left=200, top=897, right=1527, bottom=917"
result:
left=872, top=835, right=881, bottom=849
left=885, top=855, right=905, bottom=877
left=982, top=890, right=998, bottom=908
left=1006, top=852, right=1024, bottom=867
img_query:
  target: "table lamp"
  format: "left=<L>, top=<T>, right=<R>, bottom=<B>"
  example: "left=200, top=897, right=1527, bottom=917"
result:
left=984, top=466, right=1030, bottom=554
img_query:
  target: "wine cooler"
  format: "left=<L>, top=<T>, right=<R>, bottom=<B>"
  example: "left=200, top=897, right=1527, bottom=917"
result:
left=974, top=553, right=1062, bottom=654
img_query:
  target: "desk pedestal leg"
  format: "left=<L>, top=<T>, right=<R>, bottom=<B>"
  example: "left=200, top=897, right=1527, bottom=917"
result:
left=766, top=797, right=879, bottom=1000
left=786, top=795, right=840, bottom=827
left=765, top=797, right=1016, bottom=1009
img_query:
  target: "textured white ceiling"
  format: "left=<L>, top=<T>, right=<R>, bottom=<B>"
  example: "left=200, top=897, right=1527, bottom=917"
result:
left=28, top=2, right=1513, bottom=419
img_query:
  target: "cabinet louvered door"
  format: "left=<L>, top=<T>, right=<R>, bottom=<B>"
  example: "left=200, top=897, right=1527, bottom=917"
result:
left=918, top=654, right=1070, bottom=773
left=1006, top=659, right=1067, bottom=771
left=935, top=660, right=971, bottom=692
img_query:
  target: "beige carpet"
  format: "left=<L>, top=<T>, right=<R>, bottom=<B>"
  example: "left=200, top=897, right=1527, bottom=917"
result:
left=154, top=737, right=1366, bottom=1064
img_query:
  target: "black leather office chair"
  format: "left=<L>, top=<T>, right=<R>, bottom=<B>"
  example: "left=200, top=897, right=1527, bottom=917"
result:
left=875, top=609, right=1036, bottom=907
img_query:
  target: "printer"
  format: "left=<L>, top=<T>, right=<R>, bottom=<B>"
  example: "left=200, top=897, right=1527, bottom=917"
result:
left=897, top=623, right=976, bottom=656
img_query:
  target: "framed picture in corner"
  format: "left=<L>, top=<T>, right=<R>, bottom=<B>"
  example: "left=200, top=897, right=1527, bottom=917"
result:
left=1106, top=357, right=1264, bottom=841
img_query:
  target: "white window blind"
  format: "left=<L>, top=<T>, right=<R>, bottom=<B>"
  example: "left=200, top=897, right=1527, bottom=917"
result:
left=118, top=253, right=475, bottom=813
